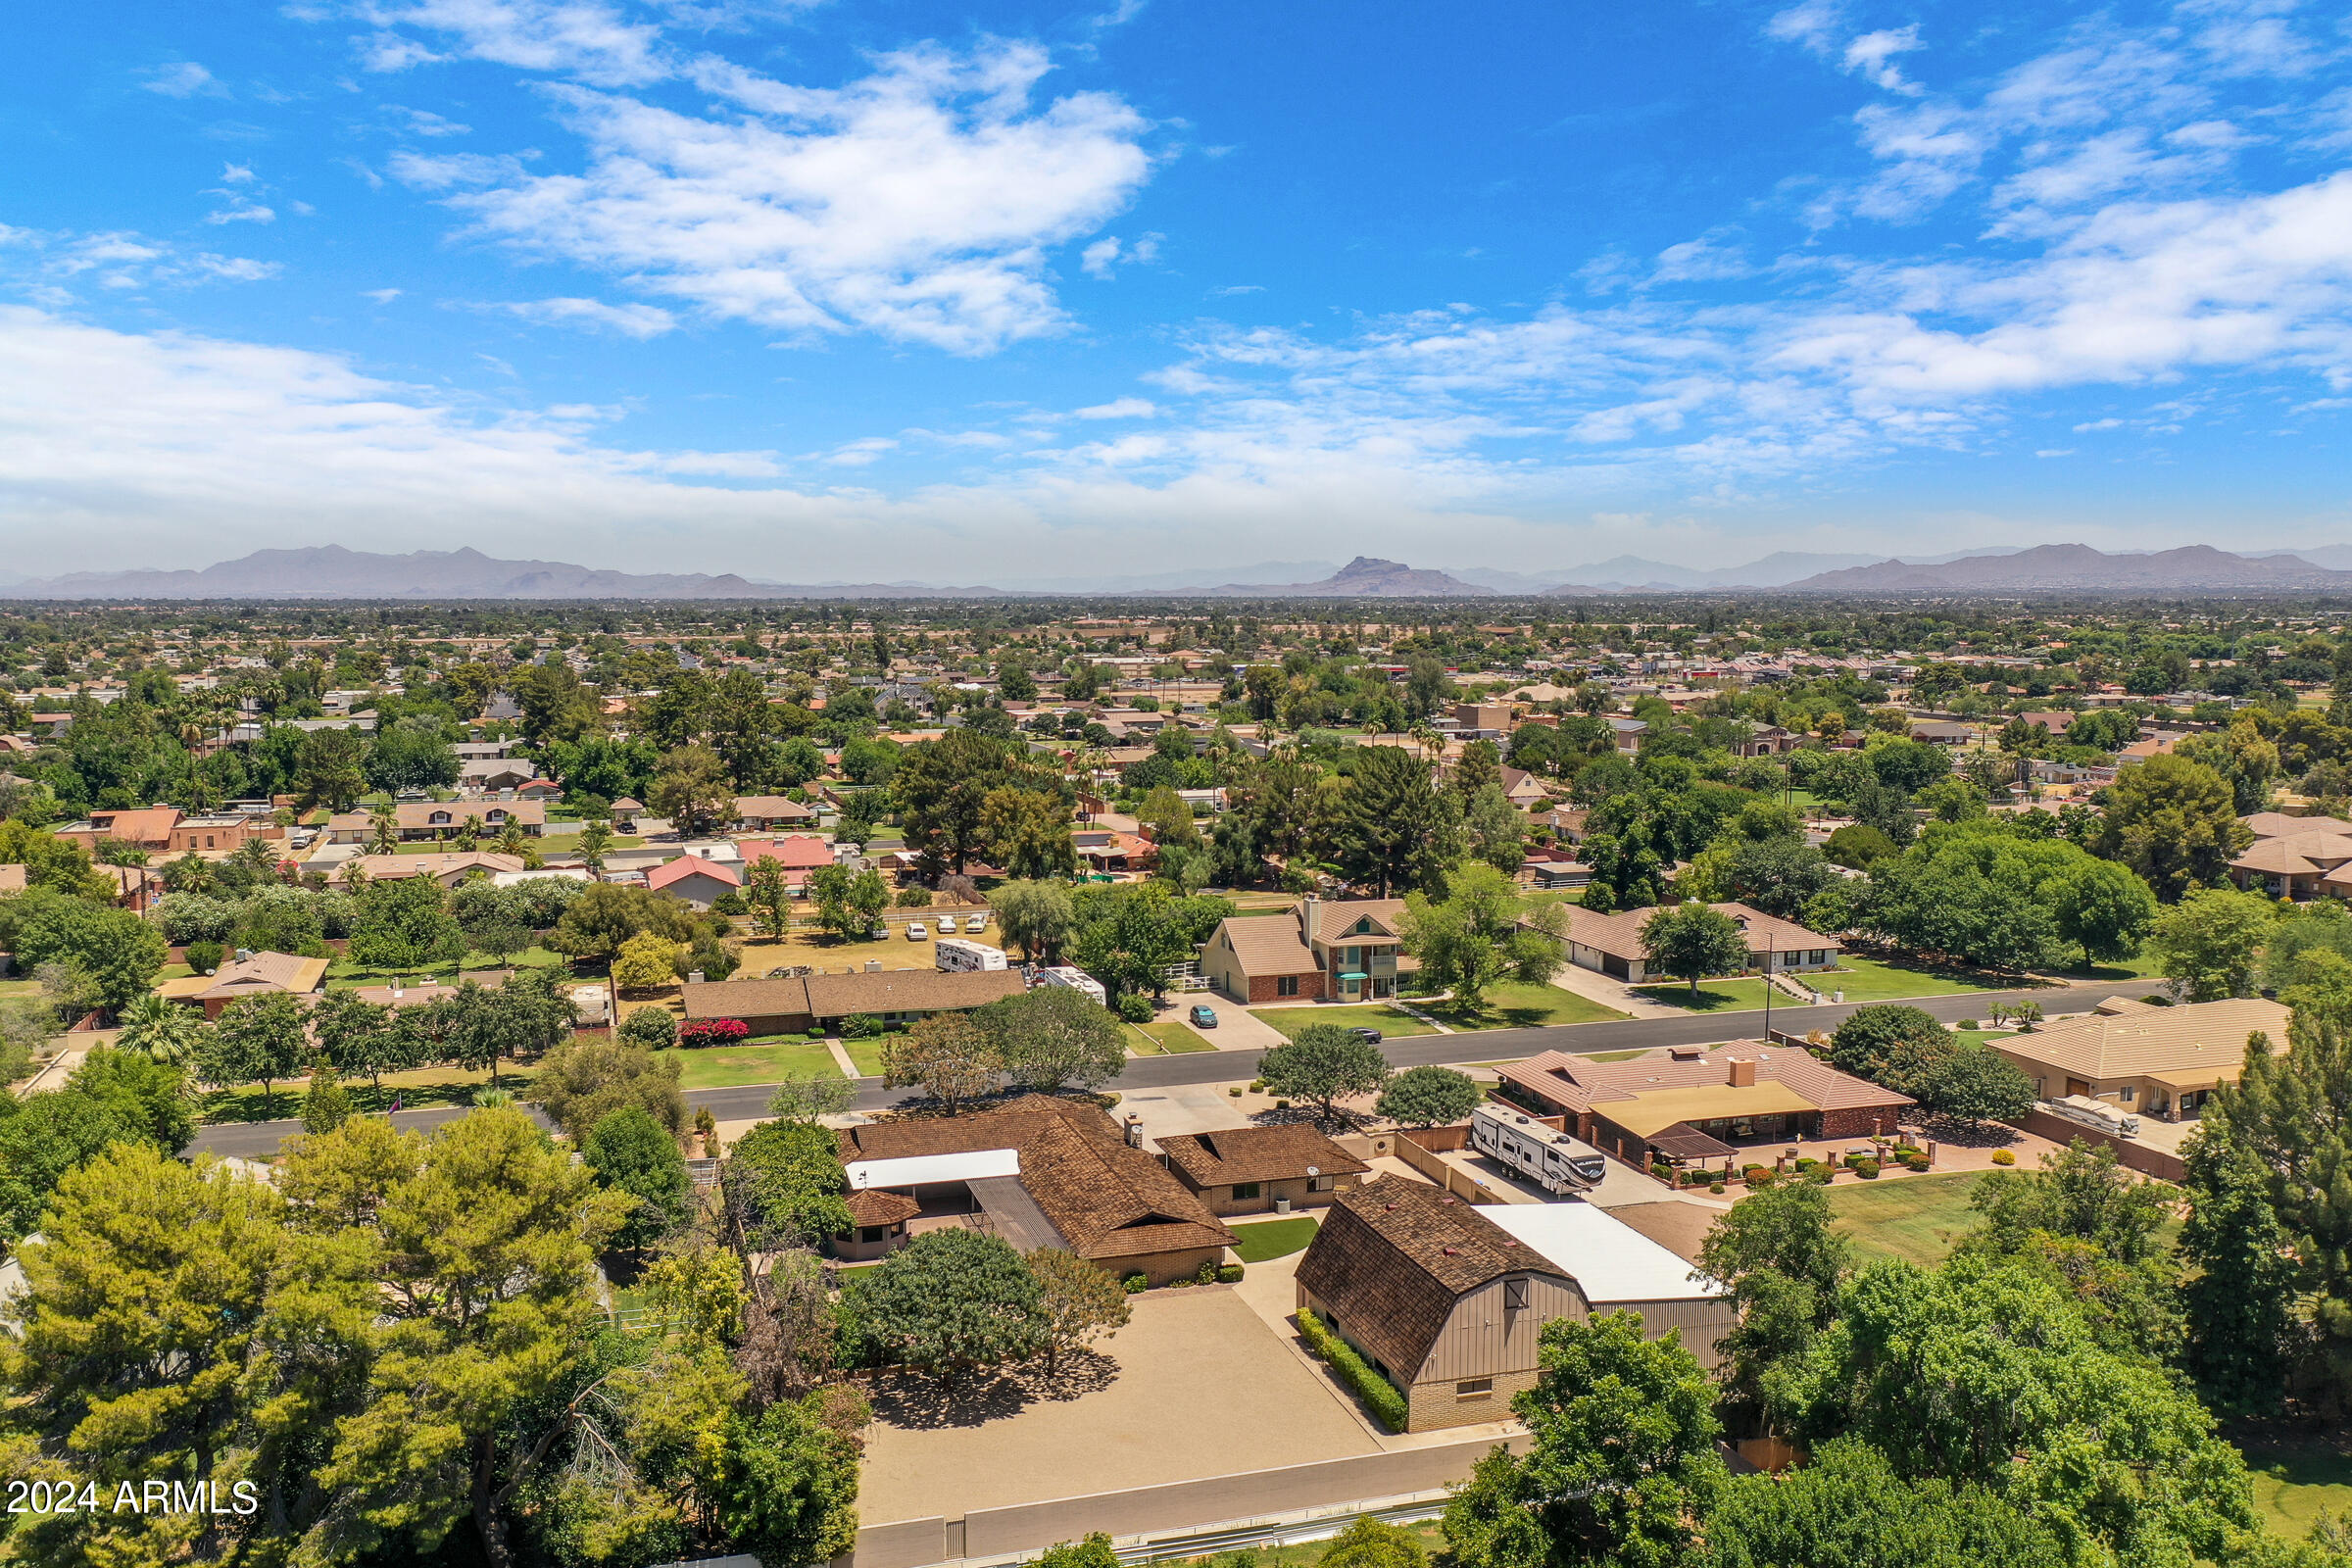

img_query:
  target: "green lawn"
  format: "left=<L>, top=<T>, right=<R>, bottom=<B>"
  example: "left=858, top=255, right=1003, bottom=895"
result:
left=1255, top=1004, right=1436, bottom=1042
left=1815, top=956, right=2035, bottom=1002
left=842, top=1037, right=892, bottom=1077
left=2241, top=1430, right=2352, bottom=1543
left=1229, top=1214, right=1319, bottom=1262
left=1420, top=982, right=1628, bottom=1031
left=325, top=945, right=568, bottom=989
left=1126, top=1021, right=1217, bottom=1055
left=659, top=1040, right=844, bottom=1089
left=1828, top=1172, right=1987, bottom=1266
left=199, top=1061, right=540, bottom=1124
left=2048, top=949, right=2166, bottom=981
left=1633, top=977, right=1776, bottom=1012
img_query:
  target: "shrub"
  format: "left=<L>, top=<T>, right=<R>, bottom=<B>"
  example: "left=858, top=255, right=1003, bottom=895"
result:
left=895, top=887, right=933, bottom=909
left=1990, top=1148, right=2017, bottom=1165
left=1113, top=993, right=1153, bottom=1023
left=618, top=1007, right=678, bottom=1052
left=1275, top=1099, right=1291, bottom=1110
left=1709, top=1182, right=1727, bottom=1195
left=1957, top=1018, right=1980, bottom=1032
left=1854, top=1159, right=1881, bottom=1179
left=678, top=1017, right=750, bottom=1049
left=710, top=889, right=749, bottom=916
left=1250, top=1079, right=1267, bottom=1092
left=1297, top=1307, right=1408, bottom=1433
left=1650, top=1162, right=1674, bottom=1181
left=183, top=939, right=224, bottom=975
left=1229, top=1086, right=1244, bottom=1097
left=1216, top=1264, right=1244, bottom=1284
left=842, top=1013, right=883, bottom=1039
left=1122, top=1273, right=1149, bottom=1295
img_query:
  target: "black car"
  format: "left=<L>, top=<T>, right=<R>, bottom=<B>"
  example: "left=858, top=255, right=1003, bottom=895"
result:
left=1348, top=1026, right=1384, bottom=1044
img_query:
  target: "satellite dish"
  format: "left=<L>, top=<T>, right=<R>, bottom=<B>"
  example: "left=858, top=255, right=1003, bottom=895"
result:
left=1306, top=1165, right=1320, bottom=1177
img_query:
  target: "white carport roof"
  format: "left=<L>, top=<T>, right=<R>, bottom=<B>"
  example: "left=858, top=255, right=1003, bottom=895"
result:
left=845, top=1148, right=1020, bottom=1190
left=1482, top=1201, right=1725, bottom=1303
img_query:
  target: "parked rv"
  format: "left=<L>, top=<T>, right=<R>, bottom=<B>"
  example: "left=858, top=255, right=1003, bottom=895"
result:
left=935, top=937, right=1009, bottom=973
left=1471, top=1102, right=1609, bottom=1195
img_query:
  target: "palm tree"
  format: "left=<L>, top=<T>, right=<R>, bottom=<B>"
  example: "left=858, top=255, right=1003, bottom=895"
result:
left=456, top=813, right=485, bottom=852
left=367, top=801, right=401, bottom=856
left=2011, top=1001, right=2044, bottom=1034
left=115, top=993, right=205, bottom=1065
left=578, top=819, right=612, bottom=876
left=496, top=821, right=527, bottom=860
left=1984, top=1004, right=2009, bottom=1031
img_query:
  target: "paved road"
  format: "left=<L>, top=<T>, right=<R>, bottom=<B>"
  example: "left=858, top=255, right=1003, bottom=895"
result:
left=187, top=976, right=2164, bottom=1160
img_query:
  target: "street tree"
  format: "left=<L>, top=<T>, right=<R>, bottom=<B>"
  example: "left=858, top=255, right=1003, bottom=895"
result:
left=1376, top=1065, right=1482, bottom=1127
left=528, top=1033, right=686, bottom=1142
left=1258, top=1023, right=1390, bottom=1126
left=879, top=1013, right=1002, bottom=1113
left=973, top=984, right=1127, bottom=1093
left=2146, top=887, right=2274, bottom=1001
left=202, top=989, right=311, bottom=1116
left=1640, top=902, right=1749, bottom=994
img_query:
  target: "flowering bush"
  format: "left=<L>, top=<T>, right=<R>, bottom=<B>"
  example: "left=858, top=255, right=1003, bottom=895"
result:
left=677, top=1017, right=750, bottom=1049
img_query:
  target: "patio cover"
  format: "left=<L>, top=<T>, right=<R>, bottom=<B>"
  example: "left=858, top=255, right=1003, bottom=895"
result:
left=1599, top=1081, right=1818, bottom=1139
left=1646, top=1125, right=1738, bottom=1160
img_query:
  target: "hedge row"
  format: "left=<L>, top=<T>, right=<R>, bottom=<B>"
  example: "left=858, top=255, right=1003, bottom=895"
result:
left=1297, top=1307, right=1408, bottom=1433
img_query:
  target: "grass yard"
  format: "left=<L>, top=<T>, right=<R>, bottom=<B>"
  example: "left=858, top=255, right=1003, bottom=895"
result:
left=1126, top=1021, right=1217, bottom=1055
left=2049, top=949, right=2167, bottom=981
left=1817, top=956, right=2036, bottom=1002
left=1420, top=981, right=1628, bottom=1031
left=1632, top=977, right=1775, bottom=1012
left=325, top=945, right=568, bottom=989
left=842, top=1037, right=892, bottom=1077
left=1229, top=1214, right=1319, bottom=1263
left=659, top=1040, right=845, bottom=1089
left=2240, top=1430, right=2352, bottom=1543
left=1955, top=1028, right=2020, bottom=1048
left=1828, top=1171, right=1986, bottom=1266
left=1255, top=1004, right=1436, bottom=1042
left=199, top=1060, right=541, bottom=1123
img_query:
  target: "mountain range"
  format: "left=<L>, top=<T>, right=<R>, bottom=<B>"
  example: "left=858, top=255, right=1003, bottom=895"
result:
left=10, top=541, right=2352, bottom=600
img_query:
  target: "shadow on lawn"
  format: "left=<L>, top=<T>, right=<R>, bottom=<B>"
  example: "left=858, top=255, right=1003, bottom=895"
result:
left=867, top=1348, right=1120, bottom=1429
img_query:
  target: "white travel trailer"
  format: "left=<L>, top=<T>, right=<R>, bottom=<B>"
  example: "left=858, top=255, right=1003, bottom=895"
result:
left=935, top=937, right=1010, bottom=973
left=1472, top=1102, right=1610, bottom=1195
left=1035, top=965, right=1107, bottom=1005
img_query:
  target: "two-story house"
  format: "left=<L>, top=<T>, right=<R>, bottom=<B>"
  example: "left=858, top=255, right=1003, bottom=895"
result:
left=1200, top=896, right=1415, bottom=1004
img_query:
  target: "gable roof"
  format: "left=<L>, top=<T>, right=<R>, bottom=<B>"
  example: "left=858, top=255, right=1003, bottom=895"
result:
left=1494, top=1042, right=1912, bottom=1121
left=741, top=835, right=835, bottom=870
left=1550, top=900, right=1837, bottom=961
left=734, top=795, right=815, bottom=820
left=1211, top=911, right=1319, bottom=977
left=1297, top=1178, right=1565, bottom=1377
left=838, top=1095, right=1233, bottom=1262
left=648, top=856, right=742, bottom=891
left=1157, top=1124, right=1371, bottom=1189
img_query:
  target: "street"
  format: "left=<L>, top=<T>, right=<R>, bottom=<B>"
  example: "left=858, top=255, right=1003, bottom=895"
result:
left=186, top=976, right=2164, bottom=1160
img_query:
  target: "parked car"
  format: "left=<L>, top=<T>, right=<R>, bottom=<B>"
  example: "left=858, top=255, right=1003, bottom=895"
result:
left=1189, top=1004, right=1217, bottom=1028
left=964, top=913, right=987, bottom=933
left=869, top=923, right=889, bottom=940
left=906, top=922, right=927, bottom=940
left=1348, top=1026, right=1384, bottom=1044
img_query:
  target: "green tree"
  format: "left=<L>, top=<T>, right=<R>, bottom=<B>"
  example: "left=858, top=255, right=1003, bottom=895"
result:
left=745, top=854, right=792, bottom=938
left=879, top=1012, right=1002, bottom=1113
left=1399, top=861, right=1568, bottom=1011
left=348, top=873, right=466, bottom=969
left=1919, top=1044, right=2036, bottom=1124
left=1334, top=743, right=1454, bottom=897
left=1376, top=1064, right=1482, bottom=1127
left=113, top=988, right=207, bottom=1064
left=2180, top=1115, right=2302, bottom=1416
left=1827, top=1004, right=1953, bottom=1092
left=973, top=984, right=1128, bottom=1093
left=1258, top=1023, right=1390, bottom=1125
left=983, top=784, right=1080, bottom=878
left=613, top=929, right=681, bottom=990
left=806, top=861, right=864, bottom=940
left=1708, top=1439, right=2065, bottom=1568
left=1321, top=1517, right=1430, bottom=1568
left=1036, top=1535, right=1122, bottom=1568
left=2146, top=887, right=2274, bottom=1001
left=704, top=1393, right=863, bottom=1567
left=6, top=885, right=168, bottom=1012
left=2049, top=858, right=2160, bottom=965
left=292, top=724, right=369, bottom=812
left=724, top=1117, right=853, bottom=1250
left=302, top=1057, right=354, bottom=1134
left=202, top=990, right=312, bottom=1116
left=859, top=1229, right=1049, bottom=1382
left=992, top=879, right=1078, bottom=962
left=649, top=744, right=736, bottom=837
left=1697, top=1177, right=1851, bottom=1436
left=896, top=727, right=1017, bottom=875
left=312, top=989, right=420, bottom=1098
left=1028, top=1246, right=1132, bottom=1376
left=2090, top=754, right=2253, bottom=900
left=550, top=881, right=697, bottom=959
left=292, top=1108, right=635, bottom=1567
left=1639, top=902, right=1749, bottom=994
left=1443, top=1310, right=1724, bottom=1568
left=584, top=1103, right=693, bottom=1250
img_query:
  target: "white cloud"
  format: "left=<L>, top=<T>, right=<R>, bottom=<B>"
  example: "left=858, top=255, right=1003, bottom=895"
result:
left=205, top=196, right=276, bottom=225
left=392, top=105, right=473, bottom=136
left=2034, top=448, right=2074, bottom=457
left=340, top=0, right=670, bottom=86
left=1209, top=282, right=1264, bottom=296
left=0, top=228, right=280, bottom=294
left=364, top=287, right=404, bottom=303
left=139, top=62, right=220, bottom=98
left=1080, top=230, right=1162, bottom=278
left=398, top=41, right=1153, bottom=353
left=221, top=163, right=258, bottom=184
left=488, top=295, right=678, bottom=337
left=1649, top=230, right=1750, bottom=285
left=1765, top=0, right=1841, bottom=54
left=1075, top=397, right=1156, bottom=418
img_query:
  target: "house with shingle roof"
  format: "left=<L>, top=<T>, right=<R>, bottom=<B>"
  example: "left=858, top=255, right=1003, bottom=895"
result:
left=681, top=966, right=1026, bottom=1035
left=1493, top=1042, right=1912, bottom=1167
left=1295, top=1177, right=1732, bottom=1431
left=835, top=1095, right=1236, bottom=1284
left=1543, top=901, right=1839, bottom=984
left=1200, top=896, right=1415, bottom=1004
left=1156, top=1124, right=1369, bottom=1216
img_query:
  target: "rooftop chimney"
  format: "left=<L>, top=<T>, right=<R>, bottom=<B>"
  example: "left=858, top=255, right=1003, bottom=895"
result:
left=1729, top=1057, right=1757, bottom=1088
left=1300, top=894, right=1322, bottom=944
left=1123, top=1113, right=1144, bottom=1149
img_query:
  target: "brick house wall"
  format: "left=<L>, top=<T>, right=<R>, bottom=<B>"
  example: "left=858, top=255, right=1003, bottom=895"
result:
left=1816, top=1105, right=1905, bottom=1141
left=1405, top=1366, right=1542, bottom=1432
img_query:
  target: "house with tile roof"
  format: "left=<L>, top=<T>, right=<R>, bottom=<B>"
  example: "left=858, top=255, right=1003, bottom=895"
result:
left=158, top=949, right=330, bottom=1019
left=1156, top=1124, right=1370, bottom=1217
left=1493, top=1042, right=1913, bottom=1167
left=835, top=1095, right=1236, bottom=1284
left=2230, top=830, right=2352, bottom=899
left=732, top=795, right=817, bottom=831
left=1989, top=996, right=2287, bottom=1122
left=1295, top=1177, right=1732, bottom=1431
left=646, top=854, right=742, bottom=909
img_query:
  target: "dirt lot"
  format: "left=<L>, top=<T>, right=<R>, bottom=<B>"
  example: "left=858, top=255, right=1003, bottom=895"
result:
left=857, top=1285, right=1380, bottom=1524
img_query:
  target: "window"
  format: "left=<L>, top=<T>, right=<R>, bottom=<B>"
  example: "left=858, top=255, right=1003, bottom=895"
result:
left=859, top=1226, right=889, bottom=1243
left=1276, top=975, right=1300, bottom=998
left=1503, top=1278, right=1530, bottom=1310
left=1232, top=1182, right=1262, bottom=1200
left=1456, top=1378, right=1494, bottom=1399
left=1307, top=1174, right=1335, bottom=1192
left=2119, top=1087, right=2134, bottom=1102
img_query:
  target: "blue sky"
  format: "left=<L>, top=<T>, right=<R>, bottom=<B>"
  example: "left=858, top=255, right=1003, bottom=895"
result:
left=1, top=0, right=2348, bottom=580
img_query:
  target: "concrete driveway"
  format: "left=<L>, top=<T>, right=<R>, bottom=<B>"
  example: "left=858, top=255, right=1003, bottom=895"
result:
left=1200, top=1002, right=1291, bottom=1051
left=1547, top=961, right=1685, bottom=1019
left=858, top=1285, right=1378, bottom=1525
